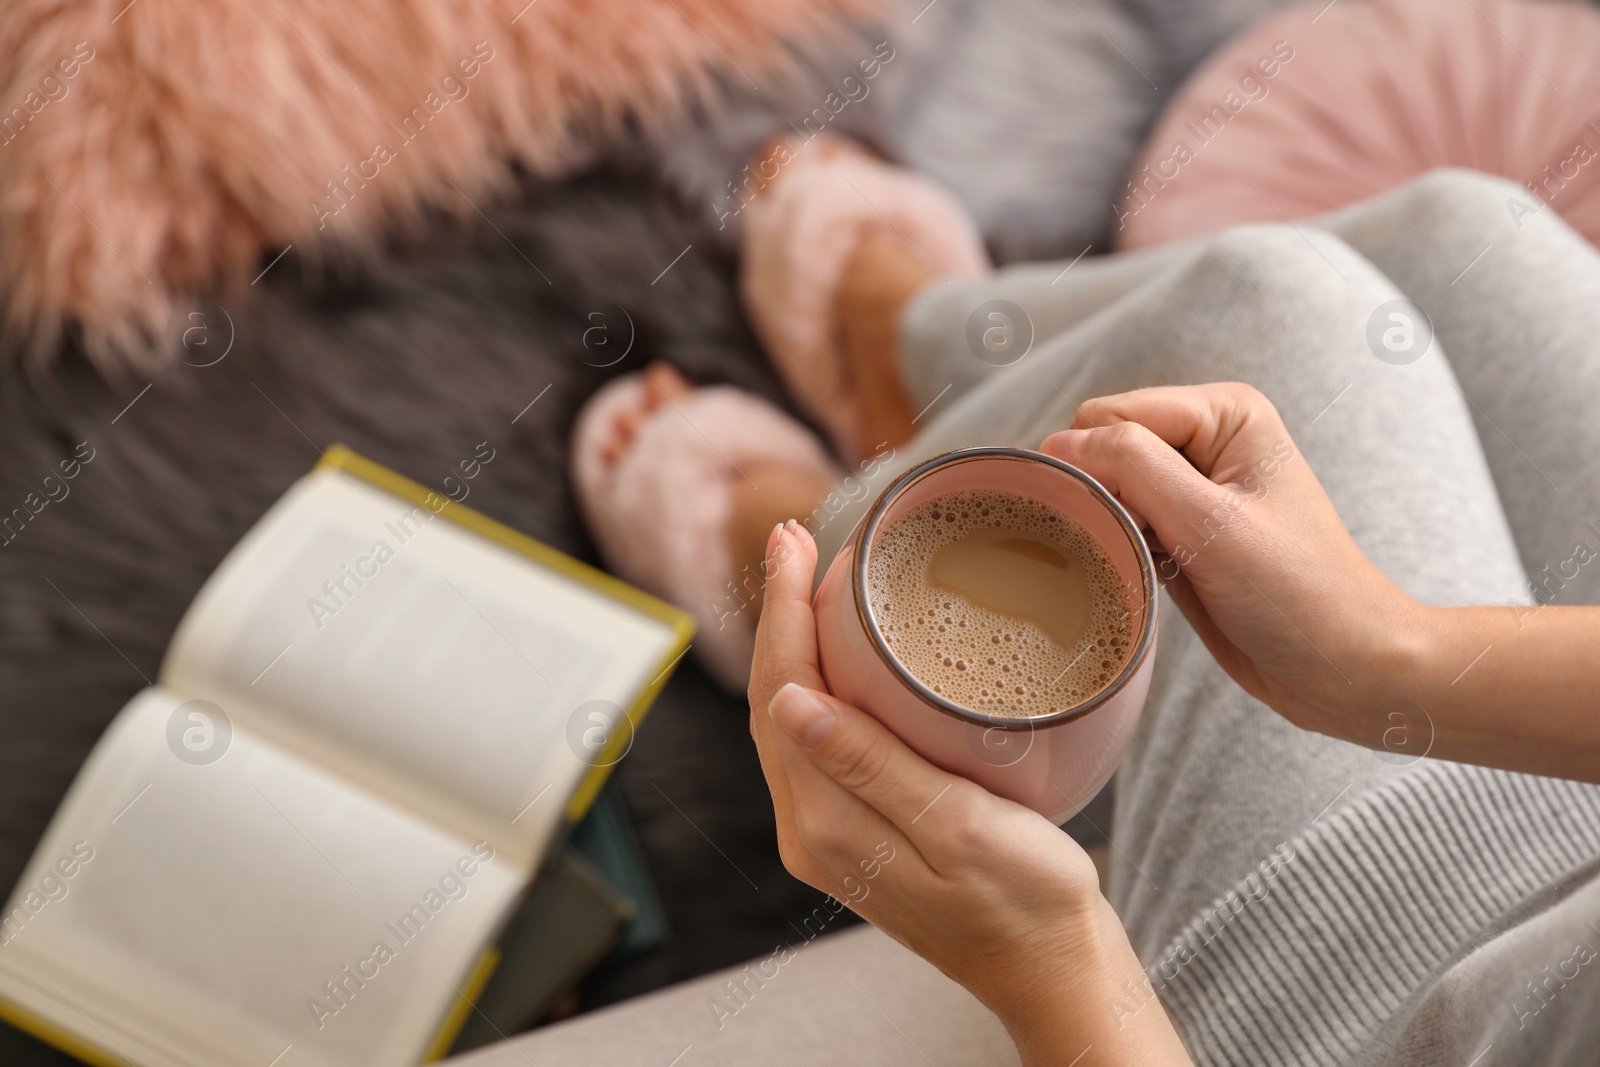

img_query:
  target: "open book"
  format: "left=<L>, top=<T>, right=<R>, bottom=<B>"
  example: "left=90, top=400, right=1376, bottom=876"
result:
left=0, top=448, right=692, bottom=1067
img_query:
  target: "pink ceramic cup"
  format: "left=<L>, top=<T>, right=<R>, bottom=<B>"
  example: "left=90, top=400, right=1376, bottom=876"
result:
left=813, top=447, right=1159, bottom=823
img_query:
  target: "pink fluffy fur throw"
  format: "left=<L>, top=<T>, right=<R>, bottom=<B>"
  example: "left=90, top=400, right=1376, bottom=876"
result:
left=0, top=0, right=875, bottom=373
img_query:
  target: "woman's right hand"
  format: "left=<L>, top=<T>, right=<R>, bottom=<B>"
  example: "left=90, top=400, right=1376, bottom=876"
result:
left=1040, top=382, right=1418, bottom=741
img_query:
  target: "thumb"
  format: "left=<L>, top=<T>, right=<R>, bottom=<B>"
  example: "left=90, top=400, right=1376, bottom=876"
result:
left=768, top=683, right=956, bottom=836
left=1041, top=423, right=1230, bottom=550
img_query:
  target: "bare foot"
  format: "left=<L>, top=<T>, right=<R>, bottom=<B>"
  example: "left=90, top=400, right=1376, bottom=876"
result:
left=600, top=361, right=837, bottom=605
left=573, top=362, right=845, bottom=687
left=739, top=134, right=985, bottom=467
left=598, top=361, right=690, bottom=464
left=754, top=136, right=938, bottom=461
left=834, top=231, right=941, bottom=458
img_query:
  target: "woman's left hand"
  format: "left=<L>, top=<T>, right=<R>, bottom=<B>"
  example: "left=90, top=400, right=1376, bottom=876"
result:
left=748, top=521, right=1192, bottom=1065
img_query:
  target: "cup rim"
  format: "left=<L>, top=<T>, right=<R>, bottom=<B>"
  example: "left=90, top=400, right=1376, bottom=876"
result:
left=850, top=446, right=1159, bottom=732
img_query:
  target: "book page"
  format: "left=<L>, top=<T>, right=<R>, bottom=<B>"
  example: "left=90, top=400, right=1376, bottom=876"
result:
left=161, top=470, right=682, bottom=864
left=0, top=689, right=525, bottom=1067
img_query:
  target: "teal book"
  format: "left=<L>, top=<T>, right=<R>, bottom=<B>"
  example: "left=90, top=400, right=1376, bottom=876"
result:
left=569, top=783, right=669, bottom=959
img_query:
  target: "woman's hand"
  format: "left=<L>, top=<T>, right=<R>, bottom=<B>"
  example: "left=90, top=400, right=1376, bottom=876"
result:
left=749, top=521, right=1192, bottom=1065
left=1041, top=382, right=1418, bottom=739
left=1042, top=382, right=1600, bottom=781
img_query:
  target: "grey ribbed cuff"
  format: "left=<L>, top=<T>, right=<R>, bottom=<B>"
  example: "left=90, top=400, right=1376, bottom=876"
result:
left=1144, top=763, right=1600, bottom=1063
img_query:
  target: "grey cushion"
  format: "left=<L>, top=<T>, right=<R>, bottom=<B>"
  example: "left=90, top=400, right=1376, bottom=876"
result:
left=654, top=0, right=1167, bottom=262
left=1127, top=0, right=1301, bottom=85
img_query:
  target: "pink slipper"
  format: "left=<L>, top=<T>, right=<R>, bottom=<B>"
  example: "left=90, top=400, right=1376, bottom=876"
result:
left=739, top=135, right=990, bottom=459
left=571, top=372, right=842, bottom=691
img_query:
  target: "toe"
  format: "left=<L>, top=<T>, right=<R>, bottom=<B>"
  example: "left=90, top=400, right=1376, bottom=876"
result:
left=644, top=361, right=693, bottom=404
left=602, top=408, right=640, bottom=465
left=597, top=365, right=693, bottom=466
left=600, top=382, right=652, bottom=465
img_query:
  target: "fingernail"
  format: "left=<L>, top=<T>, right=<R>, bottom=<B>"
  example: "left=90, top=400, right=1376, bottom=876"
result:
left=770, top=683, right=837, bottom=747
left=765, top=522, right=785, bottom=562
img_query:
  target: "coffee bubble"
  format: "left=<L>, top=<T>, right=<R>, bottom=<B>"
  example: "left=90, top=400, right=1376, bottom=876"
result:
left=867, top=489, right=1134, bottom=718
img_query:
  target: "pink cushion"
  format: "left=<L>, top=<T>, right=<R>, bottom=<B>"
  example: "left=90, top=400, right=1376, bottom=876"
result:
left=1115, top=0, right=1600, bottom=251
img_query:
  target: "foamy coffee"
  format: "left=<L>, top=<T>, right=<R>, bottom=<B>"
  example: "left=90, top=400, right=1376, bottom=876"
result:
left=866, top=489, right=1134, bottom=718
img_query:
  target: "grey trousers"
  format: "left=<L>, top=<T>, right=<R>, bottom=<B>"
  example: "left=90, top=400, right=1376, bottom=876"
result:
left=855, top=167, right=1600, bottom=945
left=462, top=171, right=1600, bottom=1065
left=826, top=167, right=1600, bottom=1064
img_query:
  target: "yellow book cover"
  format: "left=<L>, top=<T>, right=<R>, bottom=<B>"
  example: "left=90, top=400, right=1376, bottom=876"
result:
left=315, top=445, right=695, bottom=825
